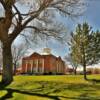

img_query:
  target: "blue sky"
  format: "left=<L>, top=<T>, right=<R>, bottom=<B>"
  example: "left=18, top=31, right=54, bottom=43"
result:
left=78, top=0, right=100, bottom=30
left=14, top=1, right=100, bottom=58
left=60, top=0, right=100, bottom=31
left=46, top=0, right=100, bottom=58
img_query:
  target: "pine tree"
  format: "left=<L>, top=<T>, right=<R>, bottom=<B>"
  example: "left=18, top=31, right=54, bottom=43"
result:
left=69, top=22, right=100, bottom=80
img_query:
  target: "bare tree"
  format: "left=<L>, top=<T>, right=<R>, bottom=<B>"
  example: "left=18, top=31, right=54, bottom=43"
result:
left=64, top=53, right=78, bottom=75
left=0, top=0, right=85, bottom=84
left=12, top=43, right=29, bottom=75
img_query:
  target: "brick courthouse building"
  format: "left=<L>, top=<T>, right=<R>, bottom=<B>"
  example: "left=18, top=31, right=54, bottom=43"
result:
left=22, top=48, right=65, bottom=74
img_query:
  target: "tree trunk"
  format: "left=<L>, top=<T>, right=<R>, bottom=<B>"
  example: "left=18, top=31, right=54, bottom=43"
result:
left=82, top=44, right=87, bottom=80
left=13, top=63, right=17, bottom=75
left=83, top=64, right=87, bottom=80
left=1, top=43, right=13, bottom=85
left=74, top=68, right=77, bottom=75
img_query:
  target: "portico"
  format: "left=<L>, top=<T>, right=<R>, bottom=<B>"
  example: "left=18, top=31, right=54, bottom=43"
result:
left=25, top=59, right=44, bottom=74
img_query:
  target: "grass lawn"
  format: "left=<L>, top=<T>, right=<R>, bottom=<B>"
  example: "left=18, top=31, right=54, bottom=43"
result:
left=0, top=75, right=100, bottom=100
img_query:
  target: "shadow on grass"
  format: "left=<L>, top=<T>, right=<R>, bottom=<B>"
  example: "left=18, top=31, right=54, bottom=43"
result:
left=0, top=81, right=100, bottom=100
left=86, top=78, right=100, bottom=84
left=0, top=82, right=10, bottom=90
left=0, top=88, right=61, bottom=100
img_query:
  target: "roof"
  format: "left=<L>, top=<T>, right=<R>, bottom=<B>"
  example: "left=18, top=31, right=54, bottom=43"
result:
left=29, top=52, right=41, bottom=57
left=23, top=52, right=64, bottom=62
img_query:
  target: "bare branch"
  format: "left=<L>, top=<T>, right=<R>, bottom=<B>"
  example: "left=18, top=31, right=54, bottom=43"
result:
left=13, top=4, right=22, bottom=23
left=0, top=0, right=6, bottom=10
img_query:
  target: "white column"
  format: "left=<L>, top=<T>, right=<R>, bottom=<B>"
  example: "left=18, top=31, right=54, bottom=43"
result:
left=59, top=62, right=60, bottom=73
left=57, top=62, right=58, bottom=73
left=36, top=59, right=38, bottom=73
left=25, top=61, right=28, bottom=73
left=58, top=62, right=59, bottom=73
left=31, top=60, right=33, bottom=73
left=59, top=62, right=61, bottom=73
left=42, top=59, right=44, bottom=73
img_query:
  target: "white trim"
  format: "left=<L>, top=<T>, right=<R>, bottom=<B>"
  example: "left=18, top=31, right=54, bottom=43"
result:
left=42, top=59, right=44, bottom=73
left=31, top=60, right=33, bottom=73
left=25, top=61, right=28, bottom=73
left=36, top=59, right=38, bottom=73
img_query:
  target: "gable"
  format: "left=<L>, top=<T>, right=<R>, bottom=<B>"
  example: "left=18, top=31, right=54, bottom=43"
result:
left=29, top=52, right=42, bottom=58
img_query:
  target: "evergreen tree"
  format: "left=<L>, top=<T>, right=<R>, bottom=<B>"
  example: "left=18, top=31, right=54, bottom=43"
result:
left=69, top=22, right=100, bottom=80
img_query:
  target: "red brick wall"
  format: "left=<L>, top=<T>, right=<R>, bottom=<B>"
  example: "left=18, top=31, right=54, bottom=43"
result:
left=21, top=53, right=65, bottom=74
